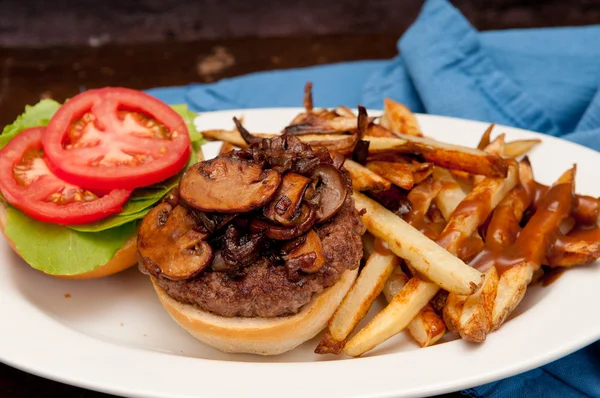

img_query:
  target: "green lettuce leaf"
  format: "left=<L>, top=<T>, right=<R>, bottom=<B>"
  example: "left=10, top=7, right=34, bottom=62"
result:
left=0, top=100, right=61, bottom=149
left=67, top=171, right=180, bottom=232
left=5, top=206, right=137, bottom=275
left=171, top=104, right=202, bottom=143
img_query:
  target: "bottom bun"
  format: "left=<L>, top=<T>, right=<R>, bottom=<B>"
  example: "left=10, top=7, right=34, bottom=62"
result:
left=0, top=203, right=138, bottom=279
left=151, top=266, right=359, bottom=355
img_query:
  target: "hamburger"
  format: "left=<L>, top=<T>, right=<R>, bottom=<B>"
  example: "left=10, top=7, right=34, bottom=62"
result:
left=138, top=126, right=365, bottom=355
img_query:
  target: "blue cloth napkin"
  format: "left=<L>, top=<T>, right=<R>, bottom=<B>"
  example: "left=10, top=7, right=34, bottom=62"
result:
left=146, top=1, right=600, bottom=396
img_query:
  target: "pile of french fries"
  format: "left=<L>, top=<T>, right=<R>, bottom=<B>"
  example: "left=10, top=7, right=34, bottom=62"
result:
left=201, top=83, right=600, bottom=356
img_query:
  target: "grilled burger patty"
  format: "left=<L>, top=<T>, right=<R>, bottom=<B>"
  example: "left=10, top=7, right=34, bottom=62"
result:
left=154, top=195, right=365, bottom=318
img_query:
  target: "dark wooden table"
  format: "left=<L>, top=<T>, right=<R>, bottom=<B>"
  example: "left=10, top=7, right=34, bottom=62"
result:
left=0, top=33, right=464, bottom=398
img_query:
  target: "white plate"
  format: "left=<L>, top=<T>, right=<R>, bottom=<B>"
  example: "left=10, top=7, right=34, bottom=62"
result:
left=1, top=108, right=599, bottom=398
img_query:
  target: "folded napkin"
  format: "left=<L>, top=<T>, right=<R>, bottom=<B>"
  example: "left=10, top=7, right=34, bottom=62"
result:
left=147, top=1, right=600, bottom=396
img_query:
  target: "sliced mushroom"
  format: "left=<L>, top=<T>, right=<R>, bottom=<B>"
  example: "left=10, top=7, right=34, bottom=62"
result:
left=284, top=229, right=326, bottom=273
left=264, top=172, right=312, bottom=226
left=310, top=165, right=348, bottom=223
left=251, top=204, right=316, bottom=240
left=179, top=157, right=281, bottom=213
left=138, top=203, right=213, bottom=280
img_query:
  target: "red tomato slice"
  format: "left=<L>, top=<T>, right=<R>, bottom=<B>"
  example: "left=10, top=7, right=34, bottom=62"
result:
left=0, top=127, right=132, bottom=225
left=43, top=87, right=191, bottom=190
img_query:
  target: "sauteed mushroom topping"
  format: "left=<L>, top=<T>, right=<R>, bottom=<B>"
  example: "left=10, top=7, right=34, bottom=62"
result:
left=139, top=121, right=350, bottom=281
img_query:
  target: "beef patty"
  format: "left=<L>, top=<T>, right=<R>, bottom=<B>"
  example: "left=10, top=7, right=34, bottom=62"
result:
left=154, top=194, right=365, bottom=318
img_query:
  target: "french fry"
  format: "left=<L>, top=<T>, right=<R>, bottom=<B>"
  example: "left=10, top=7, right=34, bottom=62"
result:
left=483, top=134, right=506, bottom=157
left=485, top=159, right=535, bottom=249
left=504, top=139, right=541, bottom=158
left=366, top=161, right=414, bottom=190
left=411, top=162, right=434, bottom=185
left=383, top=267, right=446, bottom=347
left=327, top=248, right=399, bottom=342
left=335, top=106, right=355, bottom=118
left=202, top=129, right=248, bottom=147
left=380, top=98, right=423, bottom=137
left=285, top=116, right=360, bottom=135
left=344, top=159, right=392, bottom=192
left=446, top=159, right=534, bottom=341
left=368, top=124, right=398, bottom=138
left=434, top=161, right=519, bottom=341
left=477, top=123, right=495, bottom=150
left=344, top=274, right=441, bottom=356
left=433, top=168, right=466, bottom=221
left=491, top=166, right=576, bottom=330
left=472, top=134, right=506, bottom=186
left=549, top=236, right=600, bottom=267
left=444, top=266, right=499, bottom=342
left=436, top=160, right=519, bottom=254
left=405, top=177, right=442, bottom=240
left=353, top=191, right=484, bottom=295
left=314, top=330, right=345, bottom=355
left=572, top=195, right=600, bottom=226
left=365, top=133, right=508, bottom=177
left=296, top=134, right=357, bottom=155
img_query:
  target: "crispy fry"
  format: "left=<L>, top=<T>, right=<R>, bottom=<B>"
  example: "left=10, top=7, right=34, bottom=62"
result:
left=202, top=129, right=248, bottom=147
left=405, top=177, right=442, bottom=239
left=383, top=267, right=446, bottom=347
left=504, top=139, right=541, bottom=158
left=366, top=134, right=508, bottom=177
left=436, top=160, right=519, bottom=254
left=477, top=123, right=495, bottom=150
left=335, top=106, right=355, bottom=118
left=344, top=159, right=392, bottom=192
left=368, top=124, right=398, bottom=138
left=534, top=184, right=600, bottom=226
left=491, top=166, right=576, bottom=330
left=444, top=267, right=499, bottom=342
left=314, top=330, right=345, bottom=355
left=296, top=134, right=357, bottom=154
left=381, top=98, right=423, bottom=137
left=433, top=168, right=466, bottom=221
left=429, top=161, right=518, bottom=342
left=549, top=235, right=600, bottom=267
left=327, top=247, right=399, bottom=342
left=353, top=191, right=484, bottom=295
left=483, top=134, right=506, bottom=157
left=366, top=161, right=414, bottom=190
left=344, top=274, right=441, bottom=356
left=485, top=159, right=535, bottom=249
left=473, top=134, right=506, bottom=185
left=412, top=162, right=435, bottom=184
left=285, top=116, right=360, bottom=135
